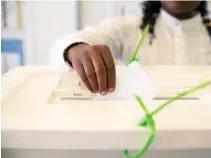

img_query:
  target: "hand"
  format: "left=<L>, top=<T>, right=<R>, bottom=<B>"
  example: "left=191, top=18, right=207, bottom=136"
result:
left=67, top=43, right=116, bottom=95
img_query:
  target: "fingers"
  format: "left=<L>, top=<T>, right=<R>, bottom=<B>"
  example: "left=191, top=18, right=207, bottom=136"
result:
left=72, top=60, right=93, bottom=93
left=89, top=48, right=107, bottom=95
left=82, top=57, right=99, bottom=93
left=70, top=44, right=115, bottom=96
left=99, top=45, right=116, bottom=92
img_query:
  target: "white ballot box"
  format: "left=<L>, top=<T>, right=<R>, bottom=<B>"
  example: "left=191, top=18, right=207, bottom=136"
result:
left=1, top=66, right=211, bottom=158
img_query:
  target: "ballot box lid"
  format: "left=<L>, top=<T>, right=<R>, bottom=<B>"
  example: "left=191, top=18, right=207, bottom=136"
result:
left=1, top=66, right=211, bottom=150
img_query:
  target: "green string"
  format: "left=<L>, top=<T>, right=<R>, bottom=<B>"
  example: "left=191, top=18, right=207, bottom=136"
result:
left=124, top=81, right=211, bottom=158
left=127, top=24, right=149, bottom=66
left=139, top=80, right=211, bottom=127
left=124, top=96, right=156, bottom=158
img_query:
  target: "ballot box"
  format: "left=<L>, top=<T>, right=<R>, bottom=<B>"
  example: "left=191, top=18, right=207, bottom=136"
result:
left=1, top=66, right=211, bottom=158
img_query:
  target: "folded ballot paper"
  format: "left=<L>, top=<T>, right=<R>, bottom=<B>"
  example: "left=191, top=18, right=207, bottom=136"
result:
left=93, top=61, right=159, bottom=102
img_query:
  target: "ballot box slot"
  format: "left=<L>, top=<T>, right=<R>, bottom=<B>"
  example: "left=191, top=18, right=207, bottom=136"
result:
left=60, top=97, right=92, bottom=100
left=153, top=97, right=199, bottom=100
left=59, top=97, right=199, bottom=101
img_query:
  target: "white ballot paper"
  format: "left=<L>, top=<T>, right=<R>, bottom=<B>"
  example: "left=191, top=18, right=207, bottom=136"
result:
left=93, top=61, right=159, bottom=102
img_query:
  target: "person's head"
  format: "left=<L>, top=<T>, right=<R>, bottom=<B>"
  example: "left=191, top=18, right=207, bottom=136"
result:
left=140, top=1, right=211, bottom=44
left=161, top=1, right=201, bottom=16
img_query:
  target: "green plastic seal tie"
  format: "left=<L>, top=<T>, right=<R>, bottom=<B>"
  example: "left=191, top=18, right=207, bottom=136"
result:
left=124, top=80, right=211, bottom=158
left=127, top=24, right=149, bottom=66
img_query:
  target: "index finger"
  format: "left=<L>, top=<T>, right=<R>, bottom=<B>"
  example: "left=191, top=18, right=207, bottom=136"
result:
left=72, top=60, right=93, bottom=93
left=90, top=51, right=107, bottom=95
left=99, top=45, right=116, bottom=92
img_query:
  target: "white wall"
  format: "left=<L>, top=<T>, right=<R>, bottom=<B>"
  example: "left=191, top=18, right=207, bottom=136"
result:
left=24, top=1, right=77, bottom=65
left=79, top=1, right=141, bottom=28
left=79, top=1, right=108, bottom=28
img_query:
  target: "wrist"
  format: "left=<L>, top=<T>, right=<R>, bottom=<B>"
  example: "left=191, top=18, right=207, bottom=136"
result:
left=63, top=42, right=88, bottom=67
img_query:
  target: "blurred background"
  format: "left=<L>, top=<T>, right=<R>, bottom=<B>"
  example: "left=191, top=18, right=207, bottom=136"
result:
left=1, top=0, right=141, bottom=74
left=1, top=1, right=211, bottom=74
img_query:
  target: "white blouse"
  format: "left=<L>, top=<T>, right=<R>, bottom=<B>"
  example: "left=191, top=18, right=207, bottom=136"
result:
left=49, top=9, right=211, bottom=68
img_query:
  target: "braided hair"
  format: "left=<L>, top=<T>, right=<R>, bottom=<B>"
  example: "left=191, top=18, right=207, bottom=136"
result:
left=140, top=1, right=211, bottom=44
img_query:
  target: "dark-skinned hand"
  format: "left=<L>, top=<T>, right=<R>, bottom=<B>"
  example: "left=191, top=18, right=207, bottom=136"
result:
left=67, top=43, right=116, bottom=95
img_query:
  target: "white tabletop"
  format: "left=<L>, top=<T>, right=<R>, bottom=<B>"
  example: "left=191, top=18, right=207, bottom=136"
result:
left=1, top=66, right=211, bottom=150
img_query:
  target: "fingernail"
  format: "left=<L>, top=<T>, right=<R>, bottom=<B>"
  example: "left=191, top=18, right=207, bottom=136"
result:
left=100, top=91, right=107, bottom=96
left=108, top=88, right=114, bottom=92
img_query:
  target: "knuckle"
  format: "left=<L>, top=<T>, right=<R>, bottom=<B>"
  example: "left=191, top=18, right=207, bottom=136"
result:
left=101, top=45, right=110, bottom=51
left=85, top=45, right=100, bottom=57
left=95, top=65, right=106, bottom=75
left=87, top=45, right=97, bottom=54
left=86, top=71, right=96, bottom=79
left=80, top=53, right=88, bottom=62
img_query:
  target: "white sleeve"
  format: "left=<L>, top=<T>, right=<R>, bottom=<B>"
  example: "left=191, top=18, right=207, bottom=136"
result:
left=49, top=15, right=140, bottom=68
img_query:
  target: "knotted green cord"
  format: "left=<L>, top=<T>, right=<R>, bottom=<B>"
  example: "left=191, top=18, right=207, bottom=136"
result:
left=124, top=80, right=211, bottom=158
left=124, top=96, right=156, bottom=158
left=124, top=24, right=211, bottom=158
